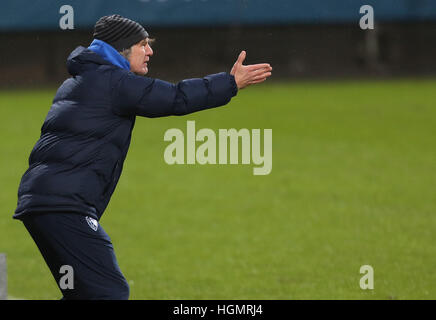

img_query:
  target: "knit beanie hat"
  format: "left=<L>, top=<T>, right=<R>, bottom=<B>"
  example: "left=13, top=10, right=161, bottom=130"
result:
left=93, top=14, right=149, bottom=51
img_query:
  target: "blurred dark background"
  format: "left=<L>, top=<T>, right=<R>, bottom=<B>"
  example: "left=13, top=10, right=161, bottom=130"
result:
left=0, top=0, right=436, bottom=87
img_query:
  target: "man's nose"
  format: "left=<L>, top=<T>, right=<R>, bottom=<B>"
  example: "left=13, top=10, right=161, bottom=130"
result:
left=147, top=45, right=153, bottom=56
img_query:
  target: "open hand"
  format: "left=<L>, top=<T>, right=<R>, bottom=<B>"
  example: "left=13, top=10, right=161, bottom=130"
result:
left=230, top=51, right=272, bottom=90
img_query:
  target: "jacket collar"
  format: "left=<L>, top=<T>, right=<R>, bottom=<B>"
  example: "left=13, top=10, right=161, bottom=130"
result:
left=87, top=39, right=131, bottom=71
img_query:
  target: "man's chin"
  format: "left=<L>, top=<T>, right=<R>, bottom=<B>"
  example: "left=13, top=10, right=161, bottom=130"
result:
left=132, top=68, right=148, bottom=76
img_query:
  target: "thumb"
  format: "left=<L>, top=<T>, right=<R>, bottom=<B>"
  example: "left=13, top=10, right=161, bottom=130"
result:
left=236, top=50, right=246, bottom=66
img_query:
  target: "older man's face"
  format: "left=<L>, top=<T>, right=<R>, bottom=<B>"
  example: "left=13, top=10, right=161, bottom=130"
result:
left=129, top=38, right=153, bottom=75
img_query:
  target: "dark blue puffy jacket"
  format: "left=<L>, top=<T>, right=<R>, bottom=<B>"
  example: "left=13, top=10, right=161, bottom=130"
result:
left=13, top=44, right=237, bottom=221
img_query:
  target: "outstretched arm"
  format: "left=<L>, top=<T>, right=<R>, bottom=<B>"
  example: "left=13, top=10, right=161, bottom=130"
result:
left=111, top=51, right=272, bottom=118
left=111, top=72, right=237, bottom=118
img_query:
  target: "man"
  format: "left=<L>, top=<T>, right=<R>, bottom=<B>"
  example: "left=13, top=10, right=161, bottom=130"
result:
left=13, top=14, right=272, bottom=299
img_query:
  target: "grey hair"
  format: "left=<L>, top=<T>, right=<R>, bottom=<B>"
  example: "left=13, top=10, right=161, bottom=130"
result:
left=118, top=38, right=155, bottom=60
left=119, top=48, right=132, bottom=60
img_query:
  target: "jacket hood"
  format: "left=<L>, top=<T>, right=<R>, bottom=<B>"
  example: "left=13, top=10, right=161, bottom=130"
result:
left=67, top=40, right=130, bottom=76
left=66, top=47, right=107, bottom=76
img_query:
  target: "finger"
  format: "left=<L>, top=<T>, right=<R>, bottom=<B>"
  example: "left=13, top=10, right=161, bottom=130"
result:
left=246, top=63, right=271, bottom=71
left=231, top=53, right=245, bottom=74
left=247, top=67, right=272, bottom=76
left=250, top=68, right=272, bottom=78
left=236, top=50, right=246, bottom=65
left=251, top=73, right=271, bottom=82
left=249, top=66, right=272, bottom=73
left=250, top=66, right=272, bottom=73
left=249, top=78, right=267, bottom=85
left=251, top=71, right=272, bottom=81
left=257, top=71, right=272, bottom=77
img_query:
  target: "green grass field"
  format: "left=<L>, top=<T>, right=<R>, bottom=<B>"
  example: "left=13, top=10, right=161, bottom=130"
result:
left=1, top=79, right=435, bottom=299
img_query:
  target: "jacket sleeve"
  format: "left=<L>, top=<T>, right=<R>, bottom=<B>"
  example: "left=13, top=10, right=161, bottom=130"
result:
left=111, top=71, right=238, bottom=117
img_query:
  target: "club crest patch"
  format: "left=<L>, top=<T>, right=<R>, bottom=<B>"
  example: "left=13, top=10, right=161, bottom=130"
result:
left=85, top=216, right=98, bottom=231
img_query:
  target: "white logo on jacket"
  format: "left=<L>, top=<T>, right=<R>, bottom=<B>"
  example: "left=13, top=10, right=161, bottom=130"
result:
left=85, top=216, right=98, bottom=231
